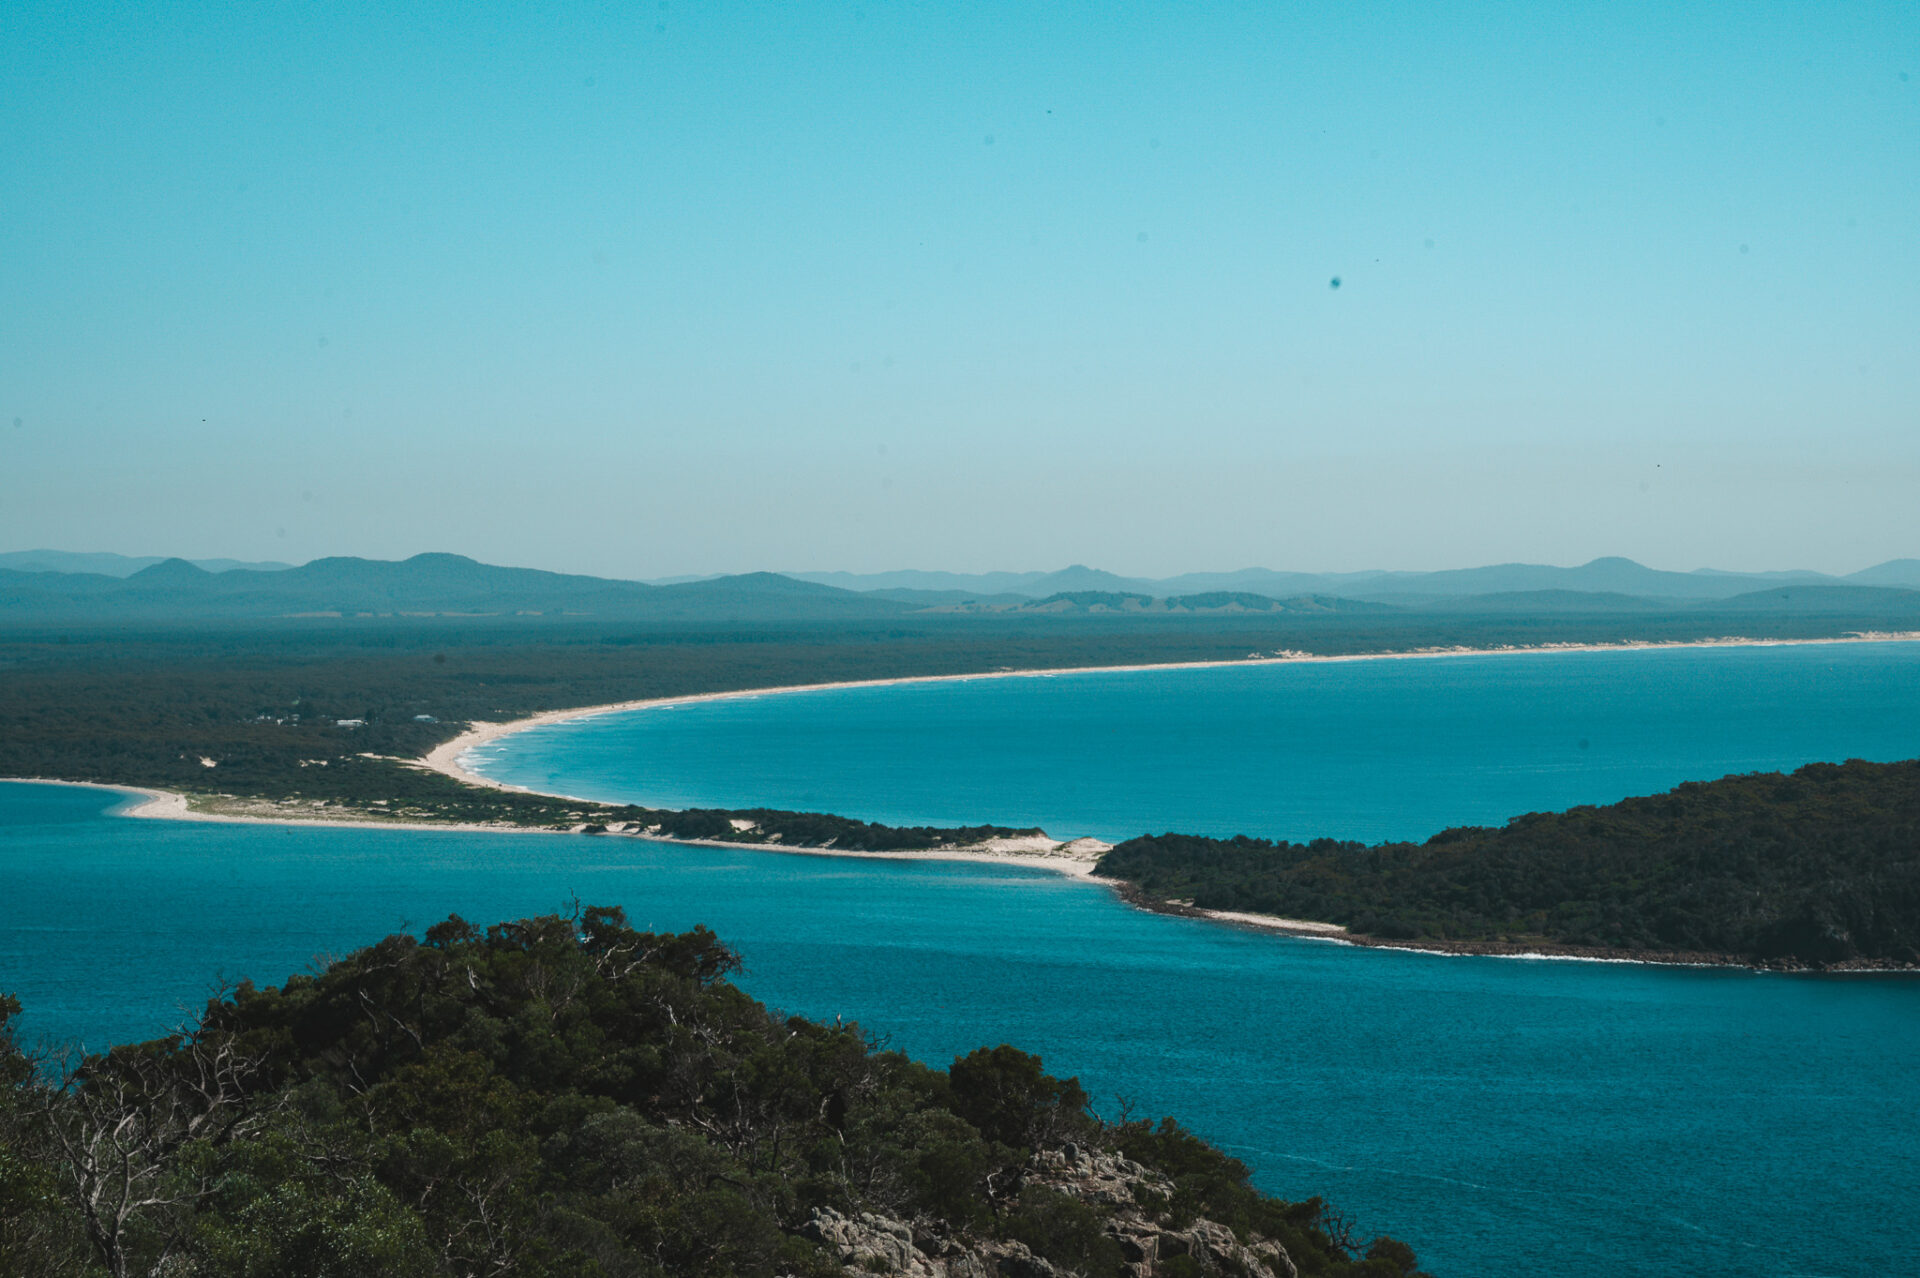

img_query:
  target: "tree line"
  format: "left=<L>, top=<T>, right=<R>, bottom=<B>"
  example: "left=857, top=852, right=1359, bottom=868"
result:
left=1095, top=759, right=1920, bottom=966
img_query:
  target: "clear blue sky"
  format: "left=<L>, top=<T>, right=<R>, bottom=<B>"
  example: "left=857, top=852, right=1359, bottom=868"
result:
left=3, top=1, right=1915, bottom=577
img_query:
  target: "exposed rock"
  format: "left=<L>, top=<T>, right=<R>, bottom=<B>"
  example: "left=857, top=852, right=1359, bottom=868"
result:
left=806, top=1208, right=945, bottom=1278
left=802, top=1143, right=1297, bottom=1278
left=1027, top=1142, right=1164, bottom=1205
left=805, top=1209, right=1054, bottom=1278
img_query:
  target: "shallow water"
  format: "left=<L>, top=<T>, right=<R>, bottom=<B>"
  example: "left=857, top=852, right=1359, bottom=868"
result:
left=4, top=780, right=1916, bottom=1278
left=466, top=640, right=1920, bottom=842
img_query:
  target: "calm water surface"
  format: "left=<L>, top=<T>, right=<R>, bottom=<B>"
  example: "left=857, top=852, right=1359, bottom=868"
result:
left=4, top=781, right=1915, bottom=1278
left=467, top=641, right=1920, bottom=842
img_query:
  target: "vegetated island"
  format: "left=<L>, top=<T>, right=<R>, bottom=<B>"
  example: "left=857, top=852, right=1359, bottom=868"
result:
left=0, top=908, right=1425, bottom=1278
left=1095, top=758, right=1920, bottom=971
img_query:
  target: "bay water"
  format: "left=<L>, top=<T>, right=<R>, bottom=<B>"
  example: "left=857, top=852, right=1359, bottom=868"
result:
left=464, top=640, right=1920, bottom=842
left=7, top=642, right=1920, bottom=1276
left=3, top=782, right=1916, bottom=1277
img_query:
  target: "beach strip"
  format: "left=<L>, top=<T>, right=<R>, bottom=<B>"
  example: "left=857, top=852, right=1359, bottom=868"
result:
left=422, top=630, right=1920, bottom=791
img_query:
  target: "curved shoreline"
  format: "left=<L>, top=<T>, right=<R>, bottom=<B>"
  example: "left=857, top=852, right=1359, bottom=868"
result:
left=3, top=778, right=1905, bottom=972
left=404, top=630, right=1920, bottom=973
left=422, top=630, right=1920, bottom=793
left=9, top=778, right=1904, bottom=974
left=13, top=629, right=1920, bottom=973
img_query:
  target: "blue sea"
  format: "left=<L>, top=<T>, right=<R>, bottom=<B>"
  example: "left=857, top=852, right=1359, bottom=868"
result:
left=468, top=640, right=1920, bottom=842
left=6, top=642, right=1920, bottom=1277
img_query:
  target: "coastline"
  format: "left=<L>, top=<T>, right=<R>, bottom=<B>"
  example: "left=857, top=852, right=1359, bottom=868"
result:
left=6, top=777, right=1906, bottom=972
left=12, top=628, right=1919, bottom=973
left=0, top=778, right=1108, bottom=879
left=1108, top=884, right=1920, bottom=972
left=420, top=630, right=1920, bottom=792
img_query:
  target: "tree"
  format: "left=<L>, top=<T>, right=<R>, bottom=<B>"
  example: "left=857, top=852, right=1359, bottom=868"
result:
left=947, top=1045, right=1091, bottom=1149
left=43, top=1024, right=275, bottom=1278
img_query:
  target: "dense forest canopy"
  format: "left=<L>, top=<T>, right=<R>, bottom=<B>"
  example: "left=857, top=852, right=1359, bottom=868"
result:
left=1095, top=759, right=1920, bottom=967
left=0, top=910, right=1423, bottom=1278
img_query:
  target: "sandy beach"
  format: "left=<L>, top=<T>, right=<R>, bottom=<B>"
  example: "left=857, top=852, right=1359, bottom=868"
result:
left=10, top=776, right=1901, bottom=969
left=421, top=629, right=1920, bottom=792
left=0, top=777, right=1111, bottom=878
left=10, top=628, right=1917, bottom=965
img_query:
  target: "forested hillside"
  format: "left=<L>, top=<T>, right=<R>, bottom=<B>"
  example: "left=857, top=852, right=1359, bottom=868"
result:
left=0, top=911, right=1422, bottom=1278
left=1096, top=760, right=1920, bottom=967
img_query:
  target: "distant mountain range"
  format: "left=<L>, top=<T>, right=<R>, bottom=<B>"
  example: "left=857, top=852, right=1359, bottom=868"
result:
left=0, top=549, right=295, bottom=576
left=0, top=555, right=913, bottom=622
left=791, top=556, right=1920, bottom=603
left=3, top=551, right=1918, bottom=623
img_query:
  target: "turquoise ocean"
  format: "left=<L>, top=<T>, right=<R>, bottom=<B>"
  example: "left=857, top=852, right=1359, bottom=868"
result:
left=468, top=640, right=1920, bottom=842
left=7, top=641, right=1920, bottom=1276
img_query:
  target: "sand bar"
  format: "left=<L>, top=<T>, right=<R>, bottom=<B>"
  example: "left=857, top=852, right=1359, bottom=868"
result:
left=0, top=778, right=1109, bottom=878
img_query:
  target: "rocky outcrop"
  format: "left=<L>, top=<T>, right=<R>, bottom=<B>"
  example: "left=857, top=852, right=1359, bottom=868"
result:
left=803, top=1143, right=1297, bottom=1278
left=802, top=1209, right=1038, bottom=1278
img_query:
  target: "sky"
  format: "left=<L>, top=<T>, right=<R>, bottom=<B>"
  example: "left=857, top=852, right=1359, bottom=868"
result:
left=2, top=1, right=1916, bottom=578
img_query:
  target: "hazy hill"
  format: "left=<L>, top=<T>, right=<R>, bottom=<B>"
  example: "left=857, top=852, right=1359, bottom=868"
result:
left=1415, top=589, right=1668, bottom=613
left=1326, top=557, right=1825, bottom=602
left=7, top=550, right=1918, bottom=624
left=791, top=557, right=1920, bottom=602
left=788, top=568, right=1072, bottom=594
left=796, top=564, right=1166, bottom=595
left=1714, top=585, right=1920, bottom=614
left=1847, top=559, right=1920, bottom=588
left=861, top=588, right=1397, bottom=615
left=1405, top=580, right=1920, bottom=617
left=0, top=554, right=912, bottom=622
left=867, top=587, right=1037, bottom=607
left=0, top=549, right=293, bottom=576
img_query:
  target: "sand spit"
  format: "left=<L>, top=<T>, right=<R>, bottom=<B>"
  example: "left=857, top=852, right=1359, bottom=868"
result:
left=0, top=779, right=1108, bottom=878
left=9, top=779, right=1900, bottom=969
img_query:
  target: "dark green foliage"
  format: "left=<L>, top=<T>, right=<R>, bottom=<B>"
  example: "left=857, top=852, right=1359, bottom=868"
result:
left=948, top=1045, right=1094, bottom=1149
left=1003, top=1185, right=1125, bottom=1274
left=1, top=911, right=1417, bottom=1278
left=1097, top=760, right=1920, bottom=966
left=0, top=999, right=91, bottom=1277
